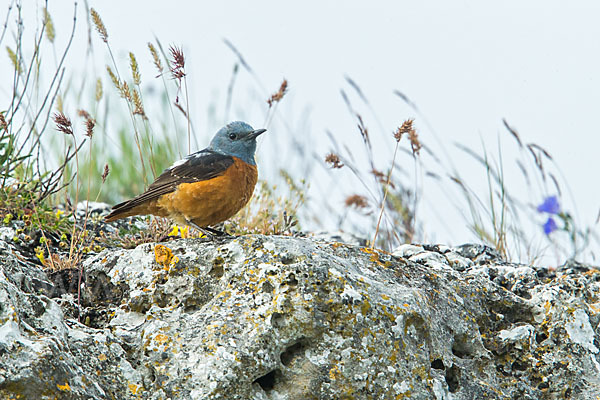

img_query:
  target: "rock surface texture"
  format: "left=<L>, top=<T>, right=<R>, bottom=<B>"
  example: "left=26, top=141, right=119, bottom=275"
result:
left=0, top=230, right=599, bottom=399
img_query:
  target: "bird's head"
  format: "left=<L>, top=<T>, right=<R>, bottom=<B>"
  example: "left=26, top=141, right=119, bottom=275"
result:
left=209, top=121, right=266, bottom=165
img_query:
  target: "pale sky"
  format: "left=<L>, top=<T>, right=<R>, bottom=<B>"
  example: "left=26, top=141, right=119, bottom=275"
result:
left=3, top=1, right=599, bottom=263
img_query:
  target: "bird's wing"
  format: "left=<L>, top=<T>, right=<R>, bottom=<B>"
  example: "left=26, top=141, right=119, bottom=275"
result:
left=110, top=150, right=234, bottom=212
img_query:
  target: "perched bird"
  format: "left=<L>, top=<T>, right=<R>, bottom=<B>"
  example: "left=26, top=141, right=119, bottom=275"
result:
left=105, top=121, right=266, bottom=236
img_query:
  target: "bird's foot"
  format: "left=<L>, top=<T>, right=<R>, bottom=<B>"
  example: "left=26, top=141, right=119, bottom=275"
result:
left=186, top=220, right=230, bottom=240
left=201, top=226, right=230, bottom=238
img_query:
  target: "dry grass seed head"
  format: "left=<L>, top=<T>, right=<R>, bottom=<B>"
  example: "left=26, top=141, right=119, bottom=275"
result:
left=503, top=119, right=523, bottom=148
left=120, top=81, right=132, bottom=101
left=102, top=164, right=110, bottom=183
left=132, top=89, right=146, bottom=117
left=95, top=78, right=103, bottom=101
left=325, top=153, right=344, bottom=168
left=129, top=52, right=141, bottom=85
left=345, top=194, right=369, bottom=209
left=372, top=169, right=395, bottom=188
left=77, top=109, right=95, bottom=137
left=169, top=45, right=186, bottom=80
left=395, top=118, right=415, bottom=142
left=148, top=42, right=163, bottom=74
left=267, top=79, right=288, bottom=107
left=372, top=168, right=385, bottom=182
left=6, top=47, right=20, bottom=73
left=0, top=113, right=7, bottom=131
left=106, top=66, right=121, bottom=92
left=77, top=109, right=91, bottom=120
left=85, top=118, right=96, bottom=138
left=400, top=119, right=423, bottom=155
left=53, top=112, right=73, bottom=136
left=90, top=8, right=108, bottom=43
left=174, top=101, right=187, bottom=117
left=43, top=8, right=55, bottom=43
left=356, top=114, right=370, bottom=147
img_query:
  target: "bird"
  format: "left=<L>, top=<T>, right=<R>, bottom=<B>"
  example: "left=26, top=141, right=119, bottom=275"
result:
left=104, top=121, right=266, bottom=236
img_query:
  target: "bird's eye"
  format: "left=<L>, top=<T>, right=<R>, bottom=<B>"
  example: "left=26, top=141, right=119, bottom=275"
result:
left=228, top=133, right=237, bottom=140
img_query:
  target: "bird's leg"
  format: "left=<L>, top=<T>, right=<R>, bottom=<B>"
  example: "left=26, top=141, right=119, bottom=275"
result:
left=203, top=226, right=230, bottom=237
left=185, top=219, right=214, bottom=240
left=185, top=219, right=232, bottom=240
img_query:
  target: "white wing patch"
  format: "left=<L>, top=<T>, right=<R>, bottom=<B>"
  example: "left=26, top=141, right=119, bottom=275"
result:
left=169, top=157, right=187, bottom=169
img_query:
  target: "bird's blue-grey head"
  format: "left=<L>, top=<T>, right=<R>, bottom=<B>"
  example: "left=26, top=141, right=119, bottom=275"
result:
left=208, top=121, right=266, bottom=165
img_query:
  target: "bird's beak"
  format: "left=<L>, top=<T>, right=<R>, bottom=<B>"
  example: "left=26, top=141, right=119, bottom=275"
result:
left=247, top=128, right=266, bottom=140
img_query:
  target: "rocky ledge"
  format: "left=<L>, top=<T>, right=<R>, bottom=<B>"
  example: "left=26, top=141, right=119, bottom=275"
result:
left=0, top=230, right=599, bottom=399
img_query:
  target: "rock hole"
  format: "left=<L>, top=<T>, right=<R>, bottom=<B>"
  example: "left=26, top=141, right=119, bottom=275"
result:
left=280, top=253, right=297, bottom=265
left=512, top=360, right=527, bottom=371
left=431, top=359, right=445, bottom=370
left=262, top=281, right=274, bottom=293
left=535, top=332, right=548, bottom=344
left=271, top=312, right=285, bottom=328
left=47, top=268, right=79, bottom=297
left=451, top=334, right=474, bottom=359
left=83, top=271, right=121, bottom=306
left=445, top=364, right=460, bottom=393
left=286, top=273, right=298, bottom=286
left=148, top=365, right=156, bottom=382
left=280, top=339, right=307, bottom=367
left=254, top=369, right=279, bottom=392
left=209, top=264, right=224, bottom=278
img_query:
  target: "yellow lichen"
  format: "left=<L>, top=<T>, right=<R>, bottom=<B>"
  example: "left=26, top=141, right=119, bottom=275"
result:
left=154, top=333, right=169, bottom=345
left=329, top=364, right=342, bottom=381
left=128, top=383, right=139, bottom=394
left=154, top=245, right=173, bottom=267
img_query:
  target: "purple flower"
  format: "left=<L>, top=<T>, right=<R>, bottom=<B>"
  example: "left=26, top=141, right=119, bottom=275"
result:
left=543, top=217, right=558, bottom=235
left=537, top=196, right=560, bottom=215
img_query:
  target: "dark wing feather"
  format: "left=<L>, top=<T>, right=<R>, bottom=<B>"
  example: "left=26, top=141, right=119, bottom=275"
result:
left=109, top=150, right=234, bottom=213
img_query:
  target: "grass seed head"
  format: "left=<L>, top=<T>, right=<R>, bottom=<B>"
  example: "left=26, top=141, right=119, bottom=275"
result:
left=169, top=45, right=186, bottom=80
left=395, top=118, right=421, bottom=155
left=120, top=81, right=132, bottom=101
left=129, top=52, right=141, bottom=85
left=267, top=79, right=288, bottom=107
left=345, top=194, right=369, bottom=209
left=102, top=163, right=109, bottom=183
left=53, top=112, right=73, bottom=136
left=77, top=109, right=91, bottom=120
left=0, top=112, right=7, bottom=131
left=132, top=89, right=146, bottom=118
left=85, top=117, right=96, bottom=138
left=95, top=78, right=103, bottom=101
left=325, top=153, right=344, bottom=168
left=148, top=42, right=163, bottom=74
left=77, top=109, right=96, bottom=137
left=6, top=47, right=21, bottom=74
left=90, top=8, right=108, bottom=43
left=43, top=8, right=55, bottom=43
left=106, top=66, right=121, bottom=92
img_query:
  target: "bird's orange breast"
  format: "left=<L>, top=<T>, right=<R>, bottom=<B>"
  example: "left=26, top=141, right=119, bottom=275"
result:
left=154, top=157, right=258, bottom=227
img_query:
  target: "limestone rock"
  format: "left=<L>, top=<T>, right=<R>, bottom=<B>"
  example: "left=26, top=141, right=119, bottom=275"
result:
left=0, top=234, right=599, bottom=399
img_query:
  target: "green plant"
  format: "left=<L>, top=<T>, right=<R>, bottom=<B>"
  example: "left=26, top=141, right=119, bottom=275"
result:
left=225, top=170, right=306, bottom=235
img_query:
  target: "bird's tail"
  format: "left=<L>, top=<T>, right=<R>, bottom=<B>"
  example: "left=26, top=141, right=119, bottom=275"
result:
left=104, top=200, right=138, bottom=222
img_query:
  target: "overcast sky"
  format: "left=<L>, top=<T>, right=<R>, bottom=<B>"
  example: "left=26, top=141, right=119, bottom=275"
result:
left=3, top=1, right=599, bottom=262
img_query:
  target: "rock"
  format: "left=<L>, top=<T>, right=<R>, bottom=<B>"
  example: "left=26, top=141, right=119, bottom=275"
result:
left=310, top=230, right=367, bottom=247
left=0, top=235, right=599, bottom=399
left=75, top=201, right=113, bottom=218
